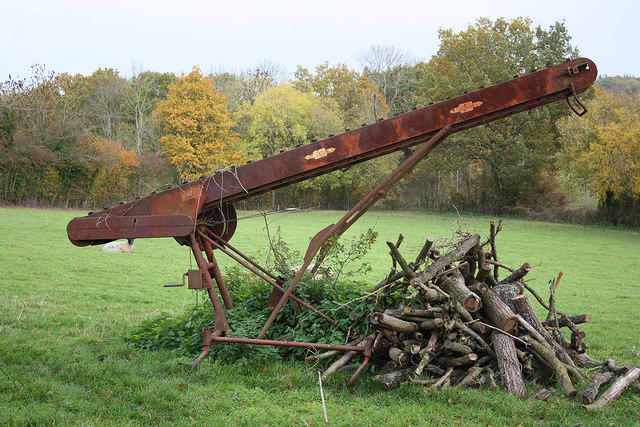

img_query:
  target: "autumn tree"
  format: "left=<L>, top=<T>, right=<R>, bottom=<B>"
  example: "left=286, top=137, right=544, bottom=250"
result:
left=153, top=67, right=243, bottom=181
left=294, top=62, right=388, bottom=128
left=237, top=83, right=344, bottom=208
left=558, top=87, right=640, bottom=224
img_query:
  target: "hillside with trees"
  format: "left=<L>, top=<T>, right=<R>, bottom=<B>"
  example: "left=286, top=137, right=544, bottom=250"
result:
left=1, top=17, right=638, bottom=225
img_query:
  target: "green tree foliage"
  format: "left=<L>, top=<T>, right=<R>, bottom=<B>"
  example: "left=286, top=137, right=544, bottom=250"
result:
left=407, top=17, right=578, bottom=212
left=153, top=67, right=243, bottom=181
left=558, top=87, right=640, bottom=224
left=294, top=62, right=388, bottom=128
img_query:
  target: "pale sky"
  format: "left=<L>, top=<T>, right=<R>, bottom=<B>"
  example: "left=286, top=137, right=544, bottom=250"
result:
left=2, top=0, right=637, bottom=81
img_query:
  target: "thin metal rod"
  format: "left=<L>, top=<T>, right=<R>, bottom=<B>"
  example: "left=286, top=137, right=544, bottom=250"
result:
left=200, top=235, right=233, bottom=309
left=196, top=229, right=335, bottom=324
left=257, top=125, right=452, bottom=339
left=205, top=229, right=279, bottom=282
left=210, top=335, right=366, bottom=352
left=189, top=233, right=229, bottom=331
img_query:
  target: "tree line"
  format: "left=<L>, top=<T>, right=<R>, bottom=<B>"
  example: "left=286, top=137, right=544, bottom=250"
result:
left=1, top=17, right=638, bottom=225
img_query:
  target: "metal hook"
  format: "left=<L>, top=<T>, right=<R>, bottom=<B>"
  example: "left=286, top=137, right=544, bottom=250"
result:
left=566, top=81, right=588, bottom=116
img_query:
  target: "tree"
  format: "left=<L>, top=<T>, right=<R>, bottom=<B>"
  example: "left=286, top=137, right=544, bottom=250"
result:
left=408, top=17, right=578, bottom=212
left=236, top=83, right=344, bottom=208
left=293, top=62, right=388, bottom=128
left=558, top=87, right=640, bottom=223
left=123, top=70, right=175, bottom=153
left=357, top=45, right=418, bottom=116
left=153, top=67, right=243, bottom=181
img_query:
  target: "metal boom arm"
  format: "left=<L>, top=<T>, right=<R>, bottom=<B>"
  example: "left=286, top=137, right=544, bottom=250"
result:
left=67, top=58, right=596, bottom=246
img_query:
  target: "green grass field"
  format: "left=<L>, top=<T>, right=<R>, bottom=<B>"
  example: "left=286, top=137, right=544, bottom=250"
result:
left=1, top=207, right=639, bottom=425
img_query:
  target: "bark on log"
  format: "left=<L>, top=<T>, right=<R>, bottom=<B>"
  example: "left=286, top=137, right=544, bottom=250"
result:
left=444, top=340, right=472, bottom=354
left=492, top=332, right=527, bottom=398
left=479, top=288, right=518, bottom=333
left=498, top=263, right=531, bottom=285
left=414, top=330, right=438, bottom=376
left=582, top=371, right=616, bottom=405
left=566, top=349, right=601, bottom=368
left=441, top=270, right=482, bottom=313
left=527, top=388, right=556, bottom=401
left=413, top=234, right=481, bottom=287
left=584, top=367, right=640, bottom=410
left=512, top=294, right=577, bottom=370
left=523, top=335, right=576, bottom=397
left=415, top=236, right=435, bottom=266
left=492, top=282, right=523, bottom=311
left=369, top=312, right=419, bottom=333
left=456, top=366, right=484, bottom=388
left=372, top=368, right=413, bottom=390
left=541, top=313, right=591, bottom=328
left=386, top=240, right=415, bottom=279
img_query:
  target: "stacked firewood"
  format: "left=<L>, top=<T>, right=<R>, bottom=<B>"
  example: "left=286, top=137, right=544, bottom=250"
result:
left=314, top=221, right=640, bottom=408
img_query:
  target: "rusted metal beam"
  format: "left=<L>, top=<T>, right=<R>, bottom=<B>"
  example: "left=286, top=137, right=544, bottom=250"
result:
left=67, top=58, right=597, bottom=247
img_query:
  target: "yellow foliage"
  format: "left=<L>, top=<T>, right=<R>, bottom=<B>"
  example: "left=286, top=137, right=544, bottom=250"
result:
left=153, top=67, right=243, bottom=181
left=558, top=87, right=640, bottom=200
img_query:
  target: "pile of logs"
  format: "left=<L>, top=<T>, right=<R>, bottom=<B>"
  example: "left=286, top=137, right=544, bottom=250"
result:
left=313, top=221, right=639, bottom=409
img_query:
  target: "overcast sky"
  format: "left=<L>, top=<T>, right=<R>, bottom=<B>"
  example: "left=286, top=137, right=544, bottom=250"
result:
left=2, top=0, right=637, bottom=81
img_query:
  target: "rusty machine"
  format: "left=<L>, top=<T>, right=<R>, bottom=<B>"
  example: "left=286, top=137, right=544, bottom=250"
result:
left=67, top=58, right=597, bottom=384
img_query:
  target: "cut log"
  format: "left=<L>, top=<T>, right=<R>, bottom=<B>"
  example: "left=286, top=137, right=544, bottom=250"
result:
left=582, top=371, right=616, bottom=405
left=441, top=270, right=482, bottom=313
left=372, top=368, right=413, bottom=390
left=541, top=313, right=591, bottom=328
left=418, top=318, right=444, bottom=330
left=456, top=366, right=484, bottom=388
left=414, top=330, right=438, bottom=376
left=414, top=236, right=435, bottom=266
left=492, top=332, right=526, bottom=398
left=444, top=340, right=472, bottom=355
left=440, top=353, right=478, bottom=367
left=498, top=263, right=531, bottom=285
left=412, top=234, right=481, bottom=287
left=523, top=335, right=576, bottom=397
left=584, top=367, right=640, bottom=410
left=386, top=240, right=415, bottom=279
left=388, top=347, right=410, bottom=367
left=454, top=322, right=495, bottom=357
left=566, top=349, right=601, bottom=368
left=479, top=288, right=518, bottom=333
left=512, top=294, right=577, bottom=370
left=476, top=262, right=493, bottom=283
left=369, top=312, right=418, bottom=333
left=321, top=339, right=366, bottom=380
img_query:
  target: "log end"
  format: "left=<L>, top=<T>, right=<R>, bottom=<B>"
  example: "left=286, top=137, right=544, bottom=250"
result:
left=463, top=294, right=482, bottom=313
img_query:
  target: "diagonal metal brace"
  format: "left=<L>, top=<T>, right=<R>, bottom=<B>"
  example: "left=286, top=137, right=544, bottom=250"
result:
left=257, top=125, right=453, bottom=339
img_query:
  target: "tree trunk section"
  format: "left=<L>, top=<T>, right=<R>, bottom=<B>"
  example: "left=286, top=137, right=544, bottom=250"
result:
left=492, top=332, right=526, bottom=398
left=584, top=367, right=640, bottom=410
left=582, top=371, right=615, bottom=405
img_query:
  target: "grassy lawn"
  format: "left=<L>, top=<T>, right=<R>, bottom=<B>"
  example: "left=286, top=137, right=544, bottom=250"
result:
left=1, top=207, right=639, bottom=425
